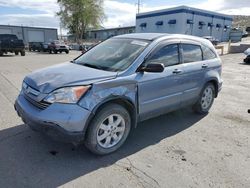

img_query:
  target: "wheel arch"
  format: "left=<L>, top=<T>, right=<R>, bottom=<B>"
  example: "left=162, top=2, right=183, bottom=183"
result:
left=206, top=79, right=219, bottom=97
left=83, top=96, right=138, bottom=140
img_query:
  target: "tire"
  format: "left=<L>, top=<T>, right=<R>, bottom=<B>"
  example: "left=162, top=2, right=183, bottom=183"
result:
left=15, top=51, right=18, bottom=55
left=49, top=49, right=52, bottom=54
left=85, top=103, right=131, bottom=155
left=65, top=50, right=69, bottom=54
left=193, top=83, right=215, bottom=114
left=20, top=50, right=25, bottom=56
left=54, top=50, right=58, bottom=54
left=244, top=56, right=250, bottom=64
left=0, top=51, right=3, bottom=56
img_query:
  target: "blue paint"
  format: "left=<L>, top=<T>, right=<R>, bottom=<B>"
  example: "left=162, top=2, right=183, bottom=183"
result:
left=136, top=7, right=233, bottom=21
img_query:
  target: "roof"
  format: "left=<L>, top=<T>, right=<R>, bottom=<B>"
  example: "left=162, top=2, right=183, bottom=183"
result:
left=114, top=33, right=168, bottom=40
left=136, top=6, right=233, bottom=21
left=0, top=24, right=57, bottom=30
left=114, top=33, right=214, bottom=46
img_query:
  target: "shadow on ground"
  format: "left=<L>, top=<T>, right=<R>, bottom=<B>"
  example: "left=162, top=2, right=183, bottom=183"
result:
left=0, top=108, right=205, bottom=187
left=239, top=62, right=250, bottom=65
left=0, top=55, right=16, bottom=57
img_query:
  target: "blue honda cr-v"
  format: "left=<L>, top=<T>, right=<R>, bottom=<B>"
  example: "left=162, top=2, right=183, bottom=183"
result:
left=15, top=33, right=222, bottom=155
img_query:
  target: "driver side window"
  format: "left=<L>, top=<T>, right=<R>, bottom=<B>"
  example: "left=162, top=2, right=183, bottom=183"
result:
left=146, top=44, right=180, bottom=67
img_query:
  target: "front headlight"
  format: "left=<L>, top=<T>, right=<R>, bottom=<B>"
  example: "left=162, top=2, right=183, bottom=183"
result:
left=44, top=86, right=90, bottom=104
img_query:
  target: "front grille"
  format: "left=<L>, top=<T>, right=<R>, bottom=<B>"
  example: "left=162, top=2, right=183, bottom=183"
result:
left=24, top=94, right=50, bottom=110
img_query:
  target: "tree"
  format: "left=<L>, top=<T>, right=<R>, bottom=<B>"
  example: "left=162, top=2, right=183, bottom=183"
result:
left=57, top=0, right=105, bottom=42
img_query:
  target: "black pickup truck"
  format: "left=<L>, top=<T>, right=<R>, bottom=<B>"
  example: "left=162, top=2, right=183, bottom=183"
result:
left=0, top=34, right=25, bottom=56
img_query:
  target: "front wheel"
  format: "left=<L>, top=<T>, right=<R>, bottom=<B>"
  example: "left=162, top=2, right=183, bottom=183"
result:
left=193, top=83, right=215, bottom=114
left=85, top=104, right=131, bottom=155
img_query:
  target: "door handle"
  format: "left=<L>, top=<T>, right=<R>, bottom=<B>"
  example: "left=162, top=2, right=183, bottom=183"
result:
left=202, top=64, right=208, bottom=68
left=172, top=69, right=183, bottom=74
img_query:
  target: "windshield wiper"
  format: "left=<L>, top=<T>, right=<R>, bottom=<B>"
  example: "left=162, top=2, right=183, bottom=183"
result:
left=82, top=63, right=103, bottom=70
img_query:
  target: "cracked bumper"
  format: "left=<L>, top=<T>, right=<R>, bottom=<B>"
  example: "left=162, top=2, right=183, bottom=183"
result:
left=14, top=94, right=92, bottom=143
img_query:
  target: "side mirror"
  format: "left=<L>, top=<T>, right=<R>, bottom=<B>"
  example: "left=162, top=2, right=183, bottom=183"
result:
left=140, top=63, right=164, bottom=73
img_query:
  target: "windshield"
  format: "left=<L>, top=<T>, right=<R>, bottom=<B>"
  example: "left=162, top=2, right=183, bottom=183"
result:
left=75, top=38, right=150, bottom=72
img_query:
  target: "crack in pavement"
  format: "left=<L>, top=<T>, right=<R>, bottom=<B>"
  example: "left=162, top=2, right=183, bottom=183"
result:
left=115, top=157, right=160, bottom=188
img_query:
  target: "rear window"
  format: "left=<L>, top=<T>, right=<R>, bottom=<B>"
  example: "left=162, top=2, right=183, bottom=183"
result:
left=202, top=45, right=217, bottom=60
left=182, top=44, right=202, bottom=63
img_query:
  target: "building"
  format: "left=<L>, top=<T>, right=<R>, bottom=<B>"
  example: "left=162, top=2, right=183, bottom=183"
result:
left=136, top=6, right=233, bottom=42
left=86, top=26, right=135, bottom=40
left=0, top=25, right=58, bottom=45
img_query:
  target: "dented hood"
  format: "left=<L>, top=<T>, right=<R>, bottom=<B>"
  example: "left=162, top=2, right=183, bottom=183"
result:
left=24, top=62, right=117, bottom=93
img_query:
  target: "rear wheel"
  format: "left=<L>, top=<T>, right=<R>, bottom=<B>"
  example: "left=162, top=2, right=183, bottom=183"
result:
left=0, top=51, right=3, bottom=56
left=65, top=50, right=69, bottom=54
left=54, top=50, right=58, bottom=54
left=193, top=83, right=215, bottom=114
left=15, top=51, right=19, bottom=55
left=85, top=103, right=131, bottom=155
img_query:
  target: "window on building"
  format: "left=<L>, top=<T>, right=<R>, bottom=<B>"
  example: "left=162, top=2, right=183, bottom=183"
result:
left=182, top=44, right=202, bottom=63
left=216, top=24, right=222, bottom=31
left=199, top=21, right=206, bottom=29
left=140, top=23, right=147, bottom=30
left=201, top=45, right=217, bottom=60
left=146, top=44, right=180, bottom=67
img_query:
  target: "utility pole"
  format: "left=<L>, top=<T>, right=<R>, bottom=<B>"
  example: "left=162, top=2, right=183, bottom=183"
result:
left=136, top=0, right=142, bottom=14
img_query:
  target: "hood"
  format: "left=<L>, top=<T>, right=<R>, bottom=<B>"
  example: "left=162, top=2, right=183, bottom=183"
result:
left=24, top=62, right=117, bottom=93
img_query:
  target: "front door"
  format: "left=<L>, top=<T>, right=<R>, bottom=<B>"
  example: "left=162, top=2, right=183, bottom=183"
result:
left=137, top=43, right=184, bottom=121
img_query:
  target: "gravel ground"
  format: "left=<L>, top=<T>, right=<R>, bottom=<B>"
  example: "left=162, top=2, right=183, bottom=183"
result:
left=0, top=51, right=249, bottom=188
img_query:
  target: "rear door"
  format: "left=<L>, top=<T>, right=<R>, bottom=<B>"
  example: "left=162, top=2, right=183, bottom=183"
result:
left=137, top=41, right=185, bottom=120
left=179, top=41, right=205, bottom=106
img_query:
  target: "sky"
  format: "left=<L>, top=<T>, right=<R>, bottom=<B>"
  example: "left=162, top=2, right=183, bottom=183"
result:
left=0, top=0, right=249, bottom=34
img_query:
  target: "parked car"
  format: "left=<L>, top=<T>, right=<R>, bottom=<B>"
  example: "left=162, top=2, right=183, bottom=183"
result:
left=14, top=33, right=222, bottom=155
left=242, top=31, right=249, bottom=38
left=29, top=42, right=43, bottom=52
left=48, top=40, right=69, bottom=54
left=244, top=48, right=250, bottom=64
left=246, top=27, right=250, bottom=33
left=41, top=43, right=49, bottom=52
left=0, top=34, right=25, bottom=56
left=203, top=36, right=219, bottom=46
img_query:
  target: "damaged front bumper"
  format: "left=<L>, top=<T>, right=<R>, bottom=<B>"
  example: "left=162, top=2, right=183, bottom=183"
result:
left=14, top=94, right=92, bottom=144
